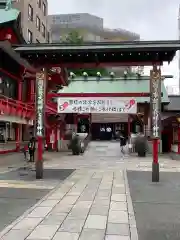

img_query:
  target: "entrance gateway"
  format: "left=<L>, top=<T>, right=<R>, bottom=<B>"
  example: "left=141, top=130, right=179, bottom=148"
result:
left=15, top=40, right=180, bottom=181
left=58, top=97, right=137, bottom=141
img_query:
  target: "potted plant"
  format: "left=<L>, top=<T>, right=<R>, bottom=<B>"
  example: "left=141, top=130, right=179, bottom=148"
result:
left=69, top=134, right=81, bottom=155
left=134, top=133, right=148, bottom=157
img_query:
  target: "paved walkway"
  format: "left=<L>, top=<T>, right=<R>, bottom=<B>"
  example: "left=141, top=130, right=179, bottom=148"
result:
left=0, top=141, right=180, bottom=240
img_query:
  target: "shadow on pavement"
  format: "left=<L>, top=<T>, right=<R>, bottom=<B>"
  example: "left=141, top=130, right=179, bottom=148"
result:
left=127, top=171, right=180, bottom=240
left=0, top=187, right=49, bottom=232
left=0, top=168, right=75, bottom=181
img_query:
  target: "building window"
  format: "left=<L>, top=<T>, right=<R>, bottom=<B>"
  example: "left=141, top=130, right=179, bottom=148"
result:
left=42, top=23, right=45, bottom=37
left=42, top=2, right=46, bottom=16
left=28, top=4, right=33, bottom=21
left=37, top=0, right=41, bottom=8
left=28, top=29, right=33, bottom=43
left=36, top=16, right=40, bottom=31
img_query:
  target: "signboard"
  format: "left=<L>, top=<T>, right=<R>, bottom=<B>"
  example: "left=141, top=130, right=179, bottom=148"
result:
left=58, top=97, right=137, bottom=114
left=36, top=71, right=46, bottom=137
left=150, top=67, right=161, bottom=138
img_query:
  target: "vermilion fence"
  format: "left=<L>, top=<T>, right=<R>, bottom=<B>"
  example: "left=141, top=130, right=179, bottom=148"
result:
left=0, top=94, right=34, bottom=119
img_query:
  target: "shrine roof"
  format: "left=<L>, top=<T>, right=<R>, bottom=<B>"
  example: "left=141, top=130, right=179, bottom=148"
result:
left=0, top=41, right=35, bottom=71
left=58, top=77, right=169, bottom=103
left=0, top=8, right=19, bottom=24
left=13, top=40, right=180, bottom=66
left=164, top=95, right=180, bottom=111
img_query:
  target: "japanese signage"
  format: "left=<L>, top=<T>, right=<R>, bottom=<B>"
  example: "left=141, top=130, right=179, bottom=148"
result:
left=58, top=97, right=137, bottom=114
left=36, top=71, right=45, bottom=137
left=150, top=67, right=161, bottom=138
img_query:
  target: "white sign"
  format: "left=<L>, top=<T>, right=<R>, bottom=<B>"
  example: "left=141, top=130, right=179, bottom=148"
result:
left=36, top=72, right=45, bottom=137
left=58, top=97, right=137, bottom=114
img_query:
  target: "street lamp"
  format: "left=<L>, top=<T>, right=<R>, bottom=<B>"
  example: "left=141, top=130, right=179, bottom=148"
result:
left=124, top=70, right=128, bottom=79
left=83, top=72, right=88, bottom=80
left=110, top=71, right=115, bottom=79
left=97, top=72, right=101, bottom=80
left=70, top=72, right=76, bottom=79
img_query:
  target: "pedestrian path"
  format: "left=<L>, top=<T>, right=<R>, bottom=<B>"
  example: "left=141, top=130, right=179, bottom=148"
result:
left=1, top=141, right=180, bottom=240
left=0, top=169, right=136, bottom=240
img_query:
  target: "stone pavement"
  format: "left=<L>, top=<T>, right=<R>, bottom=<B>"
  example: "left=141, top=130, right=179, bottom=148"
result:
left=0, top=168, right=134, bottom=240
left=0, top=152, right=26, bottom=173
left=1, top=141, right=180, bottom=240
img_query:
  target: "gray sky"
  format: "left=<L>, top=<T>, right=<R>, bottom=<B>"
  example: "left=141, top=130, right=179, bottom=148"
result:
left=49, top=0, right=179, bottom=87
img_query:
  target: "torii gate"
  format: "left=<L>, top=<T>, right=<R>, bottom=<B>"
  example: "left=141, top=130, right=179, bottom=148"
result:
left=14, top=40, right=180, bottom=182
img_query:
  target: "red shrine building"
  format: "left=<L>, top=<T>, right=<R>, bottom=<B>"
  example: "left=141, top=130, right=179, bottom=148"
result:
left=0, top=4, right=180, bottom=161
left=0, top=6, right=67, bottom=153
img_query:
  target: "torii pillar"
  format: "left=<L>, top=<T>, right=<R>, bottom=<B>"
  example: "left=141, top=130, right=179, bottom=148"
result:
left=35, top=69, right=47, bottom=179
left=150, top=65, right=161, bottom=182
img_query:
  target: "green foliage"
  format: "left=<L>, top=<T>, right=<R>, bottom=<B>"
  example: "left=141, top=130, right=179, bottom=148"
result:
left=61, top=30, right=84, bottom=44
left=62, top=30, right=108, bottom=76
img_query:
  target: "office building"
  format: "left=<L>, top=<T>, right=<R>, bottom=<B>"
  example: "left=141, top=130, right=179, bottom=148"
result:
left=12, top=0, right=50, bottom=43
left=48, top=13, right=140, bottom=43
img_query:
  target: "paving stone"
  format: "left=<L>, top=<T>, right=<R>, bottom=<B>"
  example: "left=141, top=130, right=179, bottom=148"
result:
left=39, top=199, right=60, bottom=207
left=90, top=205, right=109, bottom=215
left=110, top=202, right=127, bottom=211
left=41, top=213, right=67, bottom=225
left=111, top=194, right=127, bottom=202
left=78, top=193, right=96, bottom=201
left=60, top=196, right=79, bottom=205
left=107, top=223, right=130, bottom=235
left=1, top=229, right=32, bottom=240
left=28, top=207, right=53, bottom=218
left=51, top=204, right=73, bottom=214
left=93, top=199, right=110, bottom=206
left=67, top=191, right=82, bottom=196
left=27, top=225, right=59, bottom=239
left=68, top=208, right=89, bottom=219
left=84, top=215, right=107, bottom=229
left=52, top=231, right=79, bottom=240
left=108, top=211, right=128, bottom=224
left=13, top=217, right=43, bottom=230
left=112, top=187, right=125, bottom=194
left=105, top=235, right=130, bottom=240
left=47, top=193, right=66, bottom=200
left=96, top=191, right=111, bottom=198
left=79, top=229, right=105, bottom=240
left=59, top=219, right=85, bottom=233
left=73, top=201, right=92, bottom=209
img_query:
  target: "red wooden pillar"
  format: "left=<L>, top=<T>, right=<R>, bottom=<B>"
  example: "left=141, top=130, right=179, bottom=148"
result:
left=74, top=114, right=78, bottom=132
left=153, top=139, right=159, bottom=163
left=53, top=125, right=58, bottom=151
left=89, top=113, right=92, bottom=134
left=16, top=81, right=22, bottom=151
left=150, top=66, right=161, bottom=182
left=30, top=79, right=35, bottom=102
left=45, top=127, right=51, bottom=150
left=128, top=115, right=131, bottom=137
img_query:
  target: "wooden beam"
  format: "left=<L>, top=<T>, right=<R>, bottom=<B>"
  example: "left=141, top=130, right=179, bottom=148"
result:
left=47, top=92, right=150, bottom=99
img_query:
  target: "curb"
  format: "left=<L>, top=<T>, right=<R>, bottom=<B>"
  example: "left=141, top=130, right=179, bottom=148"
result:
left=124, top=170, right=138, bottom=240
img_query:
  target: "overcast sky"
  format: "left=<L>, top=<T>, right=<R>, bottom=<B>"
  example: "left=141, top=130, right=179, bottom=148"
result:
left=49, top=0, right=180, bottom=87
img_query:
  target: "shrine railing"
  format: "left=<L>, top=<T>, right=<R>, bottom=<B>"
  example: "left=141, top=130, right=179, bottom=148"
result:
left=0, top=94, right=34, bottom=119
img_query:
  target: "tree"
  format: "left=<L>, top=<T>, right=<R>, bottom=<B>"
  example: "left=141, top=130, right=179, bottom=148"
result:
left=62, top=30, right=108, bottom=77
left=61, top=30, right=83, bottom=44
